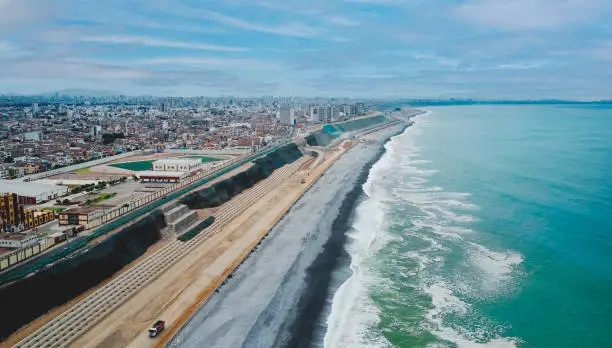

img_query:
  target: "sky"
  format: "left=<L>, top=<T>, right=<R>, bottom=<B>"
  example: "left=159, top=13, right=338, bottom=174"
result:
left=1, top=0, right=611, bottom=99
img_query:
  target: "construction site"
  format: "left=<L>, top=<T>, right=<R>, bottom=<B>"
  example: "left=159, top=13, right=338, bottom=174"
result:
left=0, top=114, right=412, bottom=348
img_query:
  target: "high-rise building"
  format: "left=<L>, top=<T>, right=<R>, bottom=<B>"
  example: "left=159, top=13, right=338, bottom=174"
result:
left=279, top=105, right=294, bottom=125
left=343, top=104, right=357, bottom=118
left=90, top=125, right=102, bottom=138
left=330, top=106, right=341, bottom=122
left=315, top=105, right=333, bottom=123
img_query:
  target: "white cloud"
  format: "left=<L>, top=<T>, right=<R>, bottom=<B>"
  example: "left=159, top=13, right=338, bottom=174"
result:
left=0, top=0, right=55, bottom=28
left=586, top=42, right=612, bottom=61
left=342, top=0, right=410, bottom=4
left=0, top=59, right=152, bottom=80
left=138, top=57, right=281, bottom=71
left=455, top=0, right=605, bottom=30
left=203, top=10, right=319, bottom=38
left=327, top=16, right=361, bottom=26
left=80, top=35, right=250, bottom=52
left=413, top=53, right=461, bottom=67
left=0, top=41, right=30, bottom=57
left=496, top=62, right=546, bottom=70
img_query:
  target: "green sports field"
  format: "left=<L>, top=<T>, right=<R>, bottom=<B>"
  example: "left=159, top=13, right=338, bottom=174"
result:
left=109, top=160, right=155, bottom=171
left=109, top=156, right=221, bottom=171
left=182, top=156, right=222, bottom=163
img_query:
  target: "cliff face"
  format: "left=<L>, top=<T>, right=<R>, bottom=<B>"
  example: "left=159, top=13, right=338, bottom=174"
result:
left=181, top=143, right=303, bottom=209
left=0, top=210, right=166, bottom=340
left=306, top=131, right=335, bottom=147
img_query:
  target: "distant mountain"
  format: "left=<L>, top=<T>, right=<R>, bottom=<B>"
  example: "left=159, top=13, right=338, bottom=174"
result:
left=40, top=89, right=124, bottom=97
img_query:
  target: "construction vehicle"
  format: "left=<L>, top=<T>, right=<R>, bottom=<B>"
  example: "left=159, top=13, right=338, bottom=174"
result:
left=148, top=320, right=165, bottom=338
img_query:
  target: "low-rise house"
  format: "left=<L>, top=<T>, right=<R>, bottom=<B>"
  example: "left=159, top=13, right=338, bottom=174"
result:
left=0, top=233, right=38, bottom=249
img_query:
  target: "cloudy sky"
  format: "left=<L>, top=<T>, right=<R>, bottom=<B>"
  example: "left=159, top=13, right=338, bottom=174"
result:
left=1, top=0, right=611, bottom=98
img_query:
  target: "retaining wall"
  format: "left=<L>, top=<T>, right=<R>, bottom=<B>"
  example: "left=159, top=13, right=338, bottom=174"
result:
left=306, top=115, right=389, bottom=146
left=180, top=143, right=303, bottom=209
left=0, top=210, right=166, bottom=340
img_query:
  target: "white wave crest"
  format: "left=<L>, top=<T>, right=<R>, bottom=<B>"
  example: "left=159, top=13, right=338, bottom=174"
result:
left=324, top=182, right=391, bottom=348
left=424, top=281, right=519, bottom=348
left=324, top=111, right=523, bottom=348
left=467, top=243, right=524, bottom=294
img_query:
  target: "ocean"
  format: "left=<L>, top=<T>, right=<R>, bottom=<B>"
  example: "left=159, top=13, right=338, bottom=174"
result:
left=324, top=105, right=612, bottom=348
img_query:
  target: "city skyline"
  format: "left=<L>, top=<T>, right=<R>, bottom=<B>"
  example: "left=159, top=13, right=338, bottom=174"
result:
left=1, top=0, right=612, bottom=99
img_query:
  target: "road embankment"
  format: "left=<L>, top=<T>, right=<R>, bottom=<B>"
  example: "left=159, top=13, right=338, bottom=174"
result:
left=0, top=211, right=166, bottom=341
left=180, top=143, right=303, bottom=209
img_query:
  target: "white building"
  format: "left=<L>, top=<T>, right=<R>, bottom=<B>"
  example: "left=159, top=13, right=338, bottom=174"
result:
left=311, top=105, right=333, bottom=123
left=24, top=132, right=42, bottom=141
left=138, top=171, right=189, bottom=183
left=0, top=233, right=38, bottom=249
left=0, top=180, right=69, bottom=203
left=330, top=105, right=341, bottom=122
left=152, top=158, right=201, bottom=172
left=279, top=105, right=294, bottom=125
left=90, top=125, right=102, bottom=138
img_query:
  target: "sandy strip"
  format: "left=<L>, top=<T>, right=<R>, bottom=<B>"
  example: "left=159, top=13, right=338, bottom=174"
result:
left=168, top=124, right=409, bottom=347
left=66, top=156, right=314, bottom=348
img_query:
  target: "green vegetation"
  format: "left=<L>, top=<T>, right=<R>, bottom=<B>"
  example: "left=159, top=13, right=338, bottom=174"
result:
left=42, top=207, right=67, bottom=212
left=109, top=160, right=154, bottom=171
left=84, top=193, right=116, bottom=206
left=70, top=183, right=97, bottom=194
left=322, top=124, right=341, bottom=136
left=178, top=216, right=215, bottom=242
left=111, top=156, right=220, bottom=172
left=307, top=115, right=389, bottom=146
left=182, top=156, right=222, bottom=163
left=106, top=177, right=127, bottom=186
left=336, top=115, right=387, bottom=132
left=71, top=168, right=92, bottom=174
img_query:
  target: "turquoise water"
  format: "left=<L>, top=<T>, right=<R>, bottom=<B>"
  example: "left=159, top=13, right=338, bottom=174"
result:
left=325, top=105, right=612, bottom=347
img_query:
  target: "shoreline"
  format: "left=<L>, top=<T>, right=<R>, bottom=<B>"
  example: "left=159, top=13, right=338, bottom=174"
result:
left=286, top=123, right=412, bottom=347
left=169, top=115, right=416, bottom=347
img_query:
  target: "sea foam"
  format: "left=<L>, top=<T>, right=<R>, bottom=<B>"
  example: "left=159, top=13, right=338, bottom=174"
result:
left=325, top=112, right=522, bottom=348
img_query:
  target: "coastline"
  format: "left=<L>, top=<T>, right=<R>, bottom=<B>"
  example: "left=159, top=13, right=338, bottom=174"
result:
left=286, top=124, right=412, bottom=347
left=169, top=118, right=416, bottom=347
